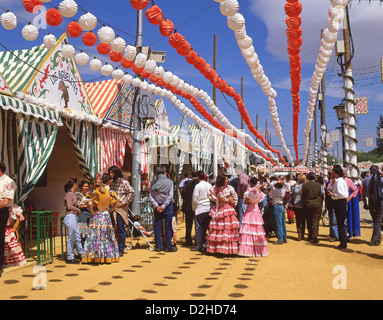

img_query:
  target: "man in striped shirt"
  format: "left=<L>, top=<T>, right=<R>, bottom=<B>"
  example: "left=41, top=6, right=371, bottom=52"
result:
left=108, top=166, right=135, bottom=256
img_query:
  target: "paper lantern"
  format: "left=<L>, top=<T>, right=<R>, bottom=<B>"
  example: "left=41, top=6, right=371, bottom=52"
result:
left=1, top=11, right=17, bottom=30
left=46, top=8, right=63, bottom=27
left=75, top=52, right=89, bottom=66
left=328, top=7, right=344, bottom=22
left=185, top=50, right=198, bottom=64
left=109, top=51, right=123, bottom=63
left=234, top=26, right=247, bottom=41
left=168, top=32, right=186, bottom=49
left=329, top=0, right=349, bottom=9
left=120, top=57, right=134, bottom=69
left=134, top=53, right=147, bottom=68
left=220, top=0, right=239, bottom=17
left=154, top=66, right=164, bottom=78
left=144, top=60, right=157, bottom=73
left=132, top=77, right=142, bottom=87
left=66, top=21, right=82, bottom=38
left=284, top=2, right=302, bottom=17
left=286, top=16, right=301, bottom=29
left=322, top=28, right=338, bottom=43
left=286, top=27, right=302, bottom=39
left=62, top=44, right=75, bottom=58
left=227, top=13, right=245, bottom=31
left=130, top=0, right=149, bottom=10
left=131, top=64, right=144, bottom=75
left=22, top=0, right=42, bottom=13
left=97, top=25, right=115, bottom=44
left=79, top=12, right=97, bottom=31
left=122, top=74, right=133, bottom=85
left=145, top=5, right=163, bottom=25
left=43, top=34, right=56, bottom=49
left=124, top=45, right=137, bottom=61
left=237, top=35, right=253, bottom=49
left=176, top=42, right=191, bottom=56
left=59, top=0, right=78, bottom=18
left=97, top=42, right=111, bottom=55
left=22, top=24, right=39, bottom=41
left=89, top=58, right=102, bottom=71
left=82, top=32, right=97, bottom=46
left=112, top=69, right=124, bottom=80
left=327, top=17, right=340, bottom=33
left=111, top=37, right=126, bottom=53
left=159, top=19, right=174, bottom=37
left=141, top=71, right=150, bottom=79
left=101, top=64, right=114, bottom=76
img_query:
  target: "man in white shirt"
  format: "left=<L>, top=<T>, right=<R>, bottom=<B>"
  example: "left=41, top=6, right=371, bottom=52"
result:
left=327, top=165, right=349, bottom=249
left=191, top=171, right=212, bottom=252
left=0, top=161, right=17, bottom=275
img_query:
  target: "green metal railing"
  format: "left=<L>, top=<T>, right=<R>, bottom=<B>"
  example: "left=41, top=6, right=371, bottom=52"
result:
left=23, top=211, right=54, bottom=266
left=60, top=216, right=68, bottom=261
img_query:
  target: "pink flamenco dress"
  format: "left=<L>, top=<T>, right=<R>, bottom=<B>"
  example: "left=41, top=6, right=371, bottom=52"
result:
left=238, top=188, right=269, bottom=258
left=206, top=185, right=240, bottom=255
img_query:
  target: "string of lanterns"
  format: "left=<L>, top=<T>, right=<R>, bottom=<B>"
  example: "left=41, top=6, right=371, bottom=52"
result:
left=142, top=0, right=289, bottom=166
left=212, top=0, right=294, bottom=166
left=284, top=0, right=303, bottom=165
left=303, top=0, right=350, bottom=163
left=2, top=0, right=277, bottom=164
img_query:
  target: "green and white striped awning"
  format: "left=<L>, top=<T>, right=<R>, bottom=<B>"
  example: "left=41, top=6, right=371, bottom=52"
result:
left=0, top=94, right=62, bottom=126
left=0, top=44, right=50, bottom=93
left=149, top=134, right=179, bottom=148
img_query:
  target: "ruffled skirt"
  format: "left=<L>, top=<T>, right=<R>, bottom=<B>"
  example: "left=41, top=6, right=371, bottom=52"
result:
left=206, top=203, right=240, bottom=255
left=238, top=208, right=269, bottom=257
left=82, top=210, right=120, bottom=264
left=4, top=227, right=26, bottom=268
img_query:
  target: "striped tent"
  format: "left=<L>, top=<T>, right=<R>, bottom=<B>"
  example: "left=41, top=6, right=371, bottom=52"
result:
left=189, top=124, right=214, bottom=175
left=0, top=94, right=62, bottom=203
left=0, top=43, right=49, bottom=94
left=85, top=79, right=135, bottom=172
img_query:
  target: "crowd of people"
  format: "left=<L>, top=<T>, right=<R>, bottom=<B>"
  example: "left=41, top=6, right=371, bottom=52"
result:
left=1, top=159, right=383, bottom=274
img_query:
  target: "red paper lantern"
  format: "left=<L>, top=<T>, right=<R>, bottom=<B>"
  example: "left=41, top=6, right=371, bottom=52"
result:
left=159, top=19, right=174, bottom=37
left=109, top=51, right=123, bottom=63
left=22, top=0, right=42, bottom=13
left=97, top=43, right=111, bottom=55
left=149, top=74, right=158, bottom=83
left=176, top=42, right=191, bottom=56
left=286, top=16, right=301, bottom=29
left=130, top=0, right=149, bottom=10
left=82, top=32, right=97, bottom=47
left=141, top=71, right=150, bottom=79
left=287, top=46, right=300, bottom=55
left=157, top=79, right=165, bottom=87
left=286, top=27, right=302, bottom=39
left=145, top=5, right=163, bottom=25
left=284, top=2, right=302, bottom=17
left=131, top=64, right=144, bottom=75
left=120, top=57, right=134, bottom=69
left=168, top=32, right=187, bottom=50
left=185, top=50, right=198, bottom=64
left=46, top=8, right=63, bottom=27
left=67, top=21, right=82, bottom=38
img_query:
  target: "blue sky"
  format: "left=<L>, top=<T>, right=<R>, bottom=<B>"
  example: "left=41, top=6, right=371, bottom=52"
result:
left=1, top=0, right=383, bottom=162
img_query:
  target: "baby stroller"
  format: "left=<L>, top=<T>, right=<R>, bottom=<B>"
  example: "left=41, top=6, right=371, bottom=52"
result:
left=126, top=209, right=155, bottom=251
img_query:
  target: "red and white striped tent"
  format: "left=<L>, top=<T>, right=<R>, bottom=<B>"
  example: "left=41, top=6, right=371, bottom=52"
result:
left=85, top=79, right=135, bottom=172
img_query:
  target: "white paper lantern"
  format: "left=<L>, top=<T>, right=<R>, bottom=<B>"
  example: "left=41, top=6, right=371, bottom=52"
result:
left=43, top=34, right=56, bottom=49
left=327, top=17, right=340, bottom=33
left=320, top=38, right=335, bottom=51
left=241, top=46, right=255, bottom=59
left=79, top=12, right=97, bottom=31
left=124, top=45, right=137, bottom=61
left=111, top=37, right=126, bottom=53
left=147, top=84, right=156, bottom=93
left=234, top=26, right=247, bottom=41
left=328, top=7, right=344, bottom=22
left=162, top=71, right=174, bottom=83
left=122, top=74, right=133, bottom=85
left=59, top=0, right=78, bottom=18
left=101, top=64, right=114, bottom=76
left=97, top=25, right=115, bottom=44
left=140, top=81, right=148, bottom=91
left=153, top=87, right=162, bottom=96
left=134, top=53, right=147, bottom=68
left=329, top=0, right=349, bottom=9
left=62, top=44, right=75, bottom=58
left=319, top=46, right=333, bottom=58
left=89, top=58, right=102, bottom=71
left=112, top=69, right=124, bottom=80
left=322, top=28, right=338, bottom=43
left=1, top=11, right=17, bottom=30
left=22, top=24, right=39, bottom=41
left=154, top=66, right=164, bottom=78
left=75, top=52, right=89, bottom=66
left=144, top=60, right=157, bottom=73
left=220, top=0, right=239, bottom=17
left=237, top=35, right=253, bottom=49
left=227, top=13, right=245, bottom=31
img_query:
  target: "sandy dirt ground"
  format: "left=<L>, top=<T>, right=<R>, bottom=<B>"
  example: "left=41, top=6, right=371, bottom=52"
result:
left=0, top=205, right=382, bottom=301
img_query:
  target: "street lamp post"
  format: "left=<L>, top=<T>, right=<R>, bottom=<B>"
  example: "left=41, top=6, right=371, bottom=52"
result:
left=334, top=103, right=346, bottom=165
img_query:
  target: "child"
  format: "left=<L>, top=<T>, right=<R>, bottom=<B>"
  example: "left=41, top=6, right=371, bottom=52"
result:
left=133, top=215, right=153, bottom=236
left=4, top=204, right=26, bottom=268
left=238, top=177, right=269, bottom=258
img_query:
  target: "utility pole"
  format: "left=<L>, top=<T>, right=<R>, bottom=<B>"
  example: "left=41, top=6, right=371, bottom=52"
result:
left=131, top=9, right=144, bottom=216
left=341, top=5, right=358, bottom=179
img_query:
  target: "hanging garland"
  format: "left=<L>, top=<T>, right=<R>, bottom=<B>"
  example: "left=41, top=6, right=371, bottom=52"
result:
left=140, top=1, right=287, bottom=166
left=284, top=0, right=303, bottom=165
